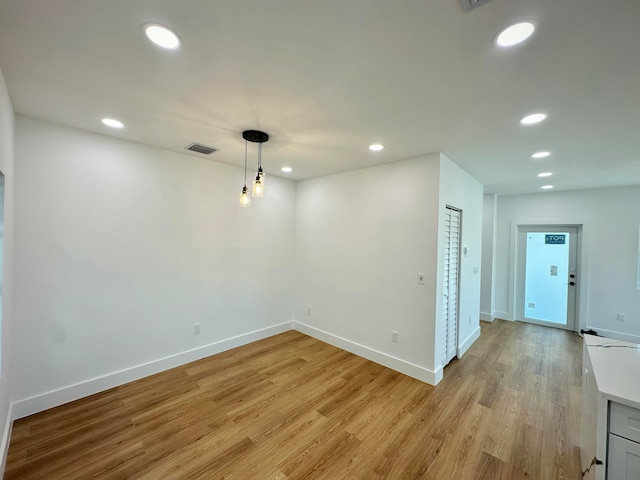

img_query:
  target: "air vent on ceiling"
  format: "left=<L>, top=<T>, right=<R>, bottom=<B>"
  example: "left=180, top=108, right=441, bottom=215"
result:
left=185, top=142, right=218, bottom=155
left=459, top=0, right=494, bottom=12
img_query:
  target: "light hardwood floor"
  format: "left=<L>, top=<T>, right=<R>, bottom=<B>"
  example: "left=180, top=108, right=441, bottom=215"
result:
left=5, top=319, right=583, bottom=479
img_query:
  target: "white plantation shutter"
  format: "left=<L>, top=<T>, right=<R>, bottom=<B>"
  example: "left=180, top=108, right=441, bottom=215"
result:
left=442, top=207, right=461, bottom=367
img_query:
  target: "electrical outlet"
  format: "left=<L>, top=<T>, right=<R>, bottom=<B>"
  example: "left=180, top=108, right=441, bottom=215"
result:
left=392, top=331, right=399, bottom=343
left=617, top=313, right=626, bottom=322
left=468, top=315, right=472, bottom=324
left=307, top=306, right=312, bottom=315
left=193, top=323, right=201, bottom=334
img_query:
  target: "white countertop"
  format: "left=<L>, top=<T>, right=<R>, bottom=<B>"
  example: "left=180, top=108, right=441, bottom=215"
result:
left=584, top=334, right=640, bottom=410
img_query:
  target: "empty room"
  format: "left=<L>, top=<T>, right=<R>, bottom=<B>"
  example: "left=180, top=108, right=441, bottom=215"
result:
left=0, top=0, right=639, bottom=479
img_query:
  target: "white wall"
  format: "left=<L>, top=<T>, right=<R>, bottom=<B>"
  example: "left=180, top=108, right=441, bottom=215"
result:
left=12, top=116, right=297, bottom=416
left=0, top=67, right=15, bottom=472
left=480, top=194, right=497, bottom=320
left=435, top=155, right=483, bottom=369
left=295, top=154, right=442, bottom=383
left=294, top=153, right=483, bottom=384
left=494, top=187, right=640, bottom=342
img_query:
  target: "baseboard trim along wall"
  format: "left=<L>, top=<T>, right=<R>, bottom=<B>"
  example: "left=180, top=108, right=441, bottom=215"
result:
left=458, top=326, right=481, bottom=358
left=11, top=322, right=294, bottom=420
left=293, top=321, right=441, bottom=386
left=12, top=318, right=482, bottom=420
left=494, top=311, right=512, bottom=321
left=479, top=312, right=494, bottom=322
left=591, top=327, right=640, bottom=345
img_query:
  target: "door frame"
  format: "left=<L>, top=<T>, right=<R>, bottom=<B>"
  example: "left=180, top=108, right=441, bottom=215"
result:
left=515, top=225, right=578, bottom=331
left=507, top=218, right=591, bottom=333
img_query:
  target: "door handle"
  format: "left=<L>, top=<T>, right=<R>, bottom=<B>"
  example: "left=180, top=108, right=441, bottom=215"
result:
left=566, top=281, right=576, bottom=286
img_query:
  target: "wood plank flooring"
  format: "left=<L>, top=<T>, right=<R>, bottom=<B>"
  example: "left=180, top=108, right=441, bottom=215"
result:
left=5, top=320, right=583, bottom=479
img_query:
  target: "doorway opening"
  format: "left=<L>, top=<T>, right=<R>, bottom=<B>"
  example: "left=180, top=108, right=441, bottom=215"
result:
left=516, top=225, right=579, bottom=331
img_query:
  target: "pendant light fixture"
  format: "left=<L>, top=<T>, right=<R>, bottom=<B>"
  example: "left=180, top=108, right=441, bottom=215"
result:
left=239, top=139, right=251, bottom=208
left=239, top=130, right=269, bottom=205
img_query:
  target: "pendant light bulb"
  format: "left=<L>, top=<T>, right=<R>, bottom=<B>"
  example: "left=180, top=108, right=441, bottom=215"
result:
left=252, top=166, right=265, bottom=197
left=240, top=185, right=251, bottom=207
left=252, top=142, right=265, bottom=197
left=252, top=176, right=264, bottom=197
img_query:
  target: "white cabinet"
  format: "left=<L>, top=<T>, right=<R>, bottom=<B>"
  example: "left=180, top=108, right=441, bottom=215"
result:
left=608, top=403, right=640, bottom=480
left=608, top=434, right=640, bottom=479
left=581, top=335, right=640, bottom=480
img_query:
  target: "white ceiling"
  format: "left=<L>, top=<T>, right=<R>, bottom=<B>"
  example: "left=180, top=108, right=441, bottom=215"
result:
left=1, top=0, right=639, bottom=194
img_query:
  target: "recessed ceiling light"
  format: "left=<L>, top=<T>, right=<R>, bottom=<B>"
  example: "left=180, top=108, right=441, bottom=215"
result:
left=281, top=167, right=292, bottom=173
left=531, top=151, right=551, bottom=159
left=520, top=113, right=547, bottom=125
left=101, top=118, right=124, bottom=129
left=538, top=172, right=552, bottom=178
left=496, top=22, right=535, bottom=47
left=144, top=23, right=181, bottom=49
left=541, top=185, right=554, bottom=190
left=369, top=144, right=384, bottom=151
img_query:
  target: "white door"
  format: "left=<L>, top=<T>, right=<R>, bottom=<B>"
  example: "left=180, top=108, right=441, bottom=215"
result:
left=442, top=206, right=461, bottom=367
left=516, top=225, right=579, bottom=330
left=608, top=434, right=640, bottom=480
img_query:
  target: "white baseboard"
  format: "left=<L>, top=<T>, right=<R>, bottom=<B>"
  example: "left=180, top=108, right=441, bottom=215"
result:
left=432, top=365, right=443, bottom=385
left=458, top=326, right=481, bottom=358
left=494, top=311, right=512, bottom=321
left=0, top=402, right=12, bottom=475
left=480, top=312, right=494, bottom=322
left=293, top=321, right=441, bottom=386
left=13, top=319, right=455, bottom=420
left=12, top=322, right=294, bottom=420
left=590, top=327, right=640, bottom=344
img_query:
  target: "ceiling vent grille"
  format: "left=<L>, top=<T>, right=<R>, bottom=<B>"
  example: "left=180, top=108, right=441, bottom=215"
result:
left=460, top=0, right=493, bottom=12
left=185, top=143, right=218, bottom=155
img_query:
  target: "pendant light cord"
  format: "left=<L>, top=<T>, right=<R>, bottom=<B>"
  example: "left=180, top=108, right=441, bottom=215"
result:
left=244, top=139, right=248, bottom=186
left=258, top=142, right=262, bottom=170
